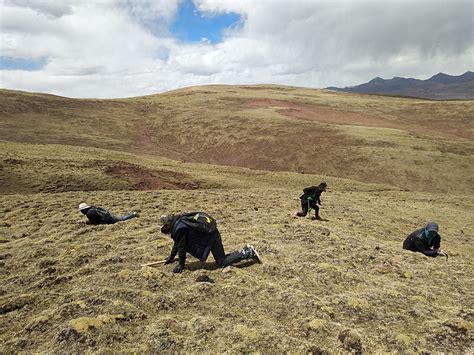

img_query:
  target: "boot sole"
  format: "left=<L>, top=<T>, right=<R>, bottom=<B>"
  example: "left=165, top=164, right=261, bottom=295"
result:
left=246, top=244, right=262, bottom=264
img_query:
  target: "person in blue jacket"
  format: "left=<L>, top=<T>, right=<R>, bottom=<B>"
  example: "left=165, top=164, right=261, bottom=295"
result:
left=159, top=212, right=261, bottom=273
left=403, top=222, right=448, bottom=259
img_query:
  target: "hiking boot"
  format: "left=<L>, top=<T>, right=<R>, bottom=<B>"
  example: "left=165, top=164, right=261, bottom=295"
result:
left=241, top=244, right=262, bottom=263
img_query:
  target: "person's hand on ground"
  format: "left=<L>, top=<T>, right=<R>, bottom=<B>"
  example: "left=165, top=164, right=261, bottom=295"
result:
left=173, top=264, right=184, bottom=273
left=437, top=249, right=448, bottom=260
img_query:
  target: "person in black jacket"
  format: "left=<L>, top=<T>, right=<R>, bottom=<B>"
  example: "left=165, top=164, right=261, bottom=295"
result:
left=78, top=202, right=138, bottom=225
left=403, top=222, right=447, bottom=258
left=292, top=182, right=327, bottom=220
left=160, top=212, right=261, bottom=273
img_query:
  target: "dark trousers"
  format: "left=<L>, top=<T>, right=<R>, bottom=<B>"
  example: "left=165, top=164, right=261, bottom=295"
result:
left=110, top=213, right=137, bottom=224
left=210, top=239, right=242, bottom=267
left=297, top=200, right=319, bottom=217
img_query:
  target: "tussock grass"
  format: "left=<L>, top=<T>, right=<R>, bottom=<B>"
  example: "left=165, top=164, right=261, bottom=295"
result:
left=1, top=141, right=473, bottom=352
left=0, top=85, right=473, bottom=352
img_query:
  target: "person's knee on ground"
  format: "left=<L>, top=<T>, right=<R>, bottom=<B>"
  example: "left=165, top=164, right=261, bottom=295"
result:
left=294, top=203, right=309, bottom=217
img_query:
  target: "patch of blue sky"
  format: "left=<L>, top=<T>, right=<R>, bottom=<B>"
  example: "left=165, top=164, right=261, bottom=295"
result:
left=0, top=56, right=47, bottom=71
left=170, top=0, right=241, bottom=44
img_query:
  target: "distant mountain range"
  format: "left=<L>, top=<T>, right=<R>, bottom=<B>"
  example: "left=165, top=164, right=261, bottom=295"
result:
left=326, top=71, right=474, bottom=100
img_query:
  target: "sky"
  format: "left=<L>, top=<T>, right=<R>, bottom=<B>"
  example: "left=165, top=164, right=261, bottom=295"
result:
left=0, top=0, right=473, bottom=98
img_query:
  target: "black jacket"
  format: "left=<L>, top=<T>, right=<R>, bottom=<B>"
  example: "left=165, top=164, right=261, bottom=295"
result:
left=168, top=215, right=220, bottom=267
left=301, top=186, right=323, bottom=204
left=85, top=207, right=114, bottom=225
left=403, top=228, right=441, bottom=257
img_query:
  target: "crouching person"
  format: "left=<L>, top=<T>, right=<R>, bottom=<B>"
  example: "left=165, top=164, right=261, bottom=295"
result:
left=78, top=202, right=139, bottom=225
left=160, top=212, right=261, bottom=273
left=403, top=222, right=448, bottom=259
left=293, top=182, right=327, bottom=220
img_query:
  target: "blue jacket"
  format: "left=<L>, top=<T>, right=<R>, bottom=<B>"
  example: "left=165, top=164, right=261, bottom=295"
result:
left=171, top=218, right=221, bottom=262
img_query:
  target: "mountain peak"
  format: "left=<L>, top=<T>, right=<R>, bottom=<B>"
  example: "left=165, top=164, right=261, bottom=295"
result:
left=368, top=77, right=385, bottom=84
left=327, top=71, right=474, bottom=100
left=427, top=71, right=474, bottom=85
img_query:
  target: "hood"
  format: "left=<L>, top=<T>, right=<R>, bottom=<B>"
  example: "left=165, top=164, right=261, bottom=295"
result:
left=425, top=222, right=439, bottom=233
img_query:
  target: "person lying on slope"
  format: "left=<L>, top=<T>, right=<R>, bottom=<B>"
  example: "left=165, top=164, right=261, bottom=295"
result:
left=78, top=202, right=139, bottom=225
left=159, top=211, right=261, bottom=273
left=403, top=222, right=448, bottom=259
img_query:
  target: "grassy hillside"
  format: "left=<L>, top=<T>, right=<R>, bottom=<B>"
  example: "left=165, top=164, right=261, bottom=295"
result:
left=1, top=86, right=473, bottom=193
left=1, top=85, right=473, bottom=352
left=1, top=142, right=473, bottom=353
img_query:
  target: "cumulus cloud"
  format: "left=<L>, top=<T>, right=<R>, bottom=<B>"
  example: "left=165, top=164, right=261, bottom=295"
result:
left=0, top=0, right=472, bottom=98
left=4, top=0, right=74, bottom=18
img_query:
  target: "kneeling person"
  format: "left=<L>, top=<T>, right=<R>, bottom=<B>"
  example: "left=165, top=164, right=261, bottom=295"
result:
left=293, top=182, right=327, bottom=220
left=160, top=212, right=261, bottom=273
left=79, top=202, right=139, bottom=225
left=403, top=222, right=447, bottom=258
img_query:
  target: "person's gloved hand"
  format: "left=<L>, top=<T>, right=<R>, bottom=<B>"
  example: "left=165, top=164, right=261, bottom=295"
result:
left=173, top=264, right=184, bottom=273
left=164, top=256, right=175, bottom=264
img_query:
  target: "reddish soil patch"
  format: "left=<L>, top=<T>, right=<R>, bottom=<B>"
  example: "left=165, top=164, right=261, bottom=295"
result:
left=242, top=99, right=400, bottom=129
left=241, top=98, right=474, bottom=139
left=105, top=163, right=200, bottom=190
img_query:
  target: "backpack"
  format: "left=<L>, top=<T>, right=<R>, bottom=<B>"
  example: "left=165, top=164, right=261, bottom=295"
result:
left=179, top=212, right=217, bottom=234
left=300, top=186, right=319, bottom=202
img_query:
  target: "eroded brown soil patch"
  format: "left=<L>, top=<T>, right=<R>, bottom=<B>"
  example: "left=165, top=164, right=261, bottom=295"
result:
left=0, top=157, right=204, bottom=194
left=104, top=163, right=200, bottom=190
left=241, top=98, right=474, bottom=140
left=242, top=98, right=394, bottom=128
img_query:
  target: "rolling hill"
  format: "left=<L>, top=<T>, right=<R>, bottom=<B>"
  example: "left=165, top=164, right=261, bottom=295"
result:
left=1, top=86, right=473, bottom=194
left=1, top=86, right=473, bottom=353
left=326, top=71, right=474, bottom=100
